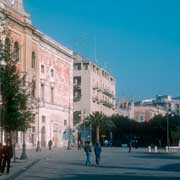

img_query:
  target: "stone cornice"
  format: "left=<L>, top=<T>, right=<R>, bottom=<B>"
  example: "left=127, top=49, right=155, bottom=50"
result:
left=0, top=7, right=74, bottom=60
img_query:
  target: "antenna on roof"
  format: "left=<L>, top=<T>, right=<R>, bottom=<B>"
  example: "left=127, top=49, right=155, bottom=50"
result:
left=94, top=34, right=97, bottom=63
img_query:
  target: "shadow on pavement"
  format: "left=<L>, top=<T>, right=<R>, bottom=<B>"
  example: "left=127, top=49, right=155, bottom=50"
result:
left=52, top=160, right=180, bottom=173
left=21, top=174, right=179, bottom=180
left=133, top=154, right=180, bottom=160
left=160, top=163, right=180, bottom=172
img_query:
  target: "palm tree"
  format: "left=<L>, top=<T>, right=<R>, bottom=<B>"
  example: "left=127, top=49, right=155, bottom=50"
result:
left=84, top=112, right=113, bottom=143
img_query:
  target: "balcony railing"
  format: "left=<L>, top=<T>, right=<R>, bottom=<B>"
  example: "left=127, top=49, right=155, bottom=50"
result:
left=92, top=96, right=98, bottom=103
left=102, top=89, right=114, bottom=98
left=93, top=86, right=102, bottom=92
left=101, top=100, right=114, bottom=109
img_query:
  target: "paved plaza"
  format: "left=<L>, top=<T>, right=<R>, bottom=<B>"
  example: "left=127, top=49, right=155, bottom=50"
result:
left=1, top=148, right=180, bottom=180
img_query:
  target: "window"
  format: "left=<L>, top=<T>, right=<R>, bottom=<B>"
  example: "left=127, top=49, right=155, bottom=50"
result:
left=73, top=111, right=81, bottom=125
left=83, top=63, right=89, bottom=70
left=64, top=120, right=67, bottom=126
left=42, top=116, right=46, bottom=123
left=74, top=76, right=81, bottom=86
left=51, top=87, right=54, bottom=104
left=32, top=80, right=36, bottom=98
left=41, top=83, right=45, bottom=100
left=41, top=65, right=45, bottom=73
left=51, top=69, right=54, bottom=78
left=32, top=52, right=36, bottom=69
left=140, top=116, right=144, bottom=122
left=14, top=42, right=20, bottom=62
left=74, top=63, right=81, bottom=70
left=73, top=89, right=81, bottom=101
left=31, top=126, right=35, bottom=133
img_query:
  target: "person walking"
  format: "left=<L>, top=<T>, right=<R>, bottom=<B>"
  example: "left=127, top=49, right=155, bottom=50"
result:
left=94, top=143, right=102, bottom=165
left=128, top=140, right=132, bottom=153
left=48, top=140, right=53, bottom=150
left=0, top=143, right=3, bottom=176
left=84, top=141, right=92, bottom=166
left=1, top=142, right=13, bottom=174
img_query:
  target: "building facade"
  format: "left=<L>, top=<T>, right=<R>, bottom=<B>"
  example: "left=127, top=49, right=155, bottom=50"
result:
left=0, top=0, right=73, bottom=148
left=73, top=53, right=116, bottom=127
left=117, top=98, right=166, bottom=122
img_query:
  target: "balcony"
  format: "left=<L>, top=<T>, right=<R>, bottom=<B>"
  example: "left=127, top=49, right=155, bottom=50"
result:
left=101, top=100, right=114, bottom=109
left=103, top=89, right=114, bottom=98
left=92, top=96, right=98, bottom=103
left=93, top=86, right=102, bottom=92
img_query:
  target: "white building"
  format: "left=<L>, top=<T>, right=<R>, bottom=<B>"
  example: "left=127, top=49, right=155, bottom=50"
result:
left=73, top=53, right=116, bottom=126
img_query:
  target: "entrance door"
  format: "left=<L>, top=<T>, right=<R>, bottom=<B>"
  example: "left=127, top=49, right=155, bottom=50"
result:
left=41, top=127, right=46, bottom=147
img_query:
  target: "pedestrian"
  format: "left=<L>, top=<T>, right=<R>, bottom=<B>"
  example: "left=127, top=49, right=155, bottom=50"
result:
left=0, top=143, right=3, bottom=176
left=48, top=140, right=53, bottom=150
left=84, top=141, right=92, bottom=166
left=94, top=143, right=102, bottom=165
left=128, top=140, right=132, bottom=153
left=78, top=141, right=81, bottom=150
left=1, top=142, right=13, bottom=174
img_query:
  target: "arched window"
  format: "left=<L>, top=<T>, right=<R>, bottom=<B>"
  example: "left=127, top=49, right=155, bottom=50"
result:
left=32, top=51, right=36, bottom=69
left=41, top=65, right=45, bottom=73
left=14, top=42, right=20, bottom=62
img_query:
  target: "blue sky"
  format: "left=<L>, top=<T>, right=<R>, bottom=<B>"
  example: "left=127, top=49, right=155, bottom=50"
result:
left=24, top=0, right=180, bottom=100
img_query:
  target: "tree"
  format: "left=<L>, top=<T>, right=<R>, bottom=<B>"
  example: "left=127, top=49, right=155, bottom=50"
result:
left=110, top=114, right=137, bottom=146
left=83, top=112, right=113, bottom=144
left=0, top=35, right=33, bottom=160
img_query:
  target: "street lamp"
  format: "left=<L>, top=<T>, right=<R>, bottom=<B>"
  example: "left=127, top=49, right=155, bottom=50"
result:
left=36, top=98, right=41, bottom=152
left=20, top=131, right=28, bottom=159
left=0, top=59, right=6, bottom=144
left=167, top=112, right=174, bottom=147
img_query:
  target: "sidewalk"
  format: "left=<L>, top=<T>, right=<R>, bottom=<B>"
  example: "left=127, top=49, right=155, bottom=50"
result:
left=0, top=148, right=52, bottom=180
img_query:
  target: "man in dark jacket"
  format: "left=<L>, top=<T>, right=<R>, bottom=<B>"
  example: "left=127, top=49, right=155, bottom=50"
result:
left=84, top=141, right=92, bottom=166
left=94, top=143, right=102, bottom=165
left=48, top=140, right=53, bottom=150
left=1, top=142, right=13, bottom=174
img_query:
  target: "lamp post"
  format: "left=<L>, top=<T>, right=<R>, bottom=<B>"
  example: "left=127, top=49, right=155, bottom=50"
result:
left=167, top=113, right=170, bottom=147
left=67, top=106, right=71, bottom=150
left=0, top=59, right=6, bottom=144
left=166, top=112, right=174, bottom=147
left=20, top=131, right=28, bottom=159
left=36, top=98, right=41, bottom=152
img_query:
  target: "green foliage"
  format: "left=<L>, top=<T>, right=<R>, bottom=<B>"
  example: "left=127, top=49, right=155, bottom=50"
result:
left=79, top=111, right=114, bottom=144
left=0, top=38, right=33, bottom=133
left=110, top=114, right=180, bottom=147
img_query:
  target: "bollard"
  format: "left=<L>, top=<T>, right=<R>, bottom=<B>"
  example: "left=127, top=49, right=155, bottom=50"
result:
left=155, top=146, right=158, bottom=153
left=148, top=146, right=151, bottom=153
left=166, top=146, right=169, bottom=153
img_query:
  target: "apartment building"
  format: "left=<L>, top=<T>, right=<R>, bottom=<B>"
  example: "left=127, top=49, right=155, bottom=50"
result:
left=73, top=53, right=116, bottom=126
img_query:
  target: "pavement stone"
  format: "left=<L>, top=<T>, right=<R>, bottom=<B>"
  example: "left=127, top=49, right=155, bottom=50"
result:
left=1, top=147, right=180, bottom=180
